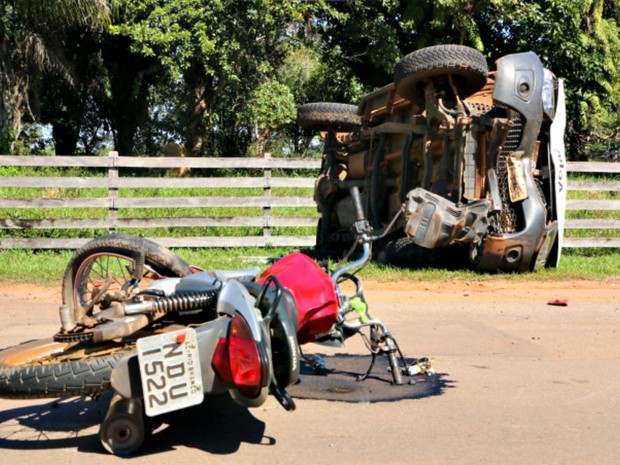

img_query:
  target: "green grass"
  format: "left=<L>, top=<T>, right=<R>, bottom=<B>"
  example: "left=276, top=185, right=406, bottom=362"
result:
left=0, top=164, right=320, bottom=239
left=0, top=167, right=618, bottom=285
left=564, top=173, right=620, bottom=239
left=0, top=247, right=617, bottom=287
left=0, top=249, right=76, bottom=284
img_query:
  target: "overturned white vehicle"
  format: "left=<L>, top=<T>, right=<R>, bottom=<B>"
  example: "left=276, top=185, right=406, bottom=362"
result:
left=299, top=44, right=567, bottom=272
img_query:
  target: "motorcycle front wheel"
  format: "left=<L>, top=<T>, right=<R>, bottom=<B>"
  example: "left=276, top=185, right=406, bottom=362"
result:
left=0, top=338, right=133, bottom=399
left=62, top=234, right=193, bottom=319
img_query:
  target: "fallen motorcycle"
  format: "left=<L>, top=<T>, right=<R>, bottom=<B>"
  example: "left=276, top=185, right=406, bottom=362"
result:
left=0, top=187, right=430, bottom=455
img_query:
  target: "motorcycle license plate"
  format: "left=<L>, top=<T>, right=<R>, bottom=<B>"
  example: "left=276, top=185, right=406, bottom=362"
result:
left=137, top=328, right=204, bottom=417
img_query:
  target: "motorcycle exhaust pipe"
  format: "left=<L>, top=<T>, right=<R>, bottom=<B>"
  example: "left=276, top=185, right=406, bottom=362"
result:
left=93, top=291, right=218, bottom=343
left=59, top=304, right=76, bottom=332
left=99, top=394, right=145, bottom=456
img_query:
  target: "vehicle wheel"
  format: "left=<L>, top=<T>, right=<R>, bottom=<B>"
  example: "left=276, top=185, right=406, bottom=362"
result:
left=62, top=234, right=192, bottom=319
left=297, top=102, right=361, bottom=132
left=394, top=44, right=488, bottom=106
left=385, top=237, right=469, bottom=269
left=0, top=338, right=133, bottom=399
left=314, top=219, right=354, bottom=259
left=385, top=237, right=429, bottom=267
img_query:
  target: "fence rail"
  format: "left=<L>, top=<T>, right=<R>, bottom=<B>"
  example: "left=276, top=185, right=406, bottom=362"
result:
left=563, top=161, right=620, bottom=248
left=0, top=152, right=319, bottom=249
left=0, top=154, right=618, bottom=249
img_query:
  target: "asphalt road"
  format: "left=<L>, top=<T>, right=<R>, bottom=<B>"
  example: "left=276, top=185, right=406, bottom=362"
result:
left=0, top=280, right=618, bottom=465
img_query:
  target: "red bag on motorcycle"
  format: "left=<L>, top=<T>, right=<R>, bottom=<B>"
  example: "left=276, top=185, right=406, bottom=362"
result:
left=258, top=252, right=339, bottom=344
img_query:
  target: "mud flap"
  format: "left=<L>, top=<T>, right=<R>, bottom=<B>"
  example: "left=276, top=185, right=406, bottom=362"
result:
left=534, top=222, right=559, bottom=271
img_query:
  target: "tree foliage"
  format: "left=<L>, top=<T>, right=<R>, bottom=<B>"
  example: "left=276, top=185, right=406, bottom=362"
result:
left=0, top=0, right=111, bottom=153
left=108, top=0, right=333, bottom=156
left=478, top=0, right=620, bottom=159
left=1, top=0, right=619, bottom=159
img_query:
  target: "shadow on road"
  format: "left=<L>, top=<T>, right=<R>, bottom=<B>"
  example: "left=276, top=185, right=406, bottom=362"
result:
left=0, top=358, right=453, bottom=456
left=0, top=392, right=267, bottom=456
left=290, top=353, right=453, bottom=403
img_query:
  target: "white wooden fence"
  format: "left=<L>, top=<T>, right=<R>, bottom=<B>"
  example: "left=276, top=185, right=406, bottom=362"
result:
left=0, top=153, right=618, bottom=249
left=562, top=161, right=620, bottom=248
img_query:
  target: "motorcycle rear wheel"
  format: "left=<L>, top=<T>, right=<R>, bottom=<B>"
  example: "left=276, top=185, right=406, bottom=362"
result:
left=62, top=234, right=192, bottom=319
left=0, top=338, right=133, bottom=399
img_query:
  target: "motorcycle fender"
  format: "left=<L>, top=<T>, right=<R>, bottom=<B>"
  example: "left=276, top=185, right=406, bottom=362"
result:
left=245, top=282, right=300, bottom=388
left=230, top=386, right=269, bottom=408
left=110, top=318, right=230, bottom=400
left=547, top=79, right=567, bottom=267
left=217, top=281, right=267, bottom=346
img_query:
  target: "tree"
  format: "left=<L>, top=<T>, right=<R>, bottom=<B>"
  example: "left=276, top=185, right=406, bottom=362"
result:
left=305, top=1, right=490, bottom=100
left=111, top=0, right=332, bottom=157
left=312, top=0, right=620, bottom=159
left=477, top=0, right=620, bottom=159
left=0, top=0, right=111, bottom=154
left=37, top=28, right=110, bottom=155
left=3, top=1, right=617, bottom=159
left=101, top=35, right=164, bottom=156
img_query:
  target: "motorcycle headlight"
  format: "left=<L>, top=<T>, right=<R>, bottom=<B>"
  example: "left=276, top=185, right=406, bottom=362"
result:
left=542, top=68, right=556, bottom=121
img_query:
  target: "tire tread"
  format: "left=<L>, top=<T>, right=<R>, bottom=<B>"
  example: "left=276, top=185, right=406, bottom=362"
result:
left=297, top=102, right=361, bottom=131
left=0, top=347, right=132, bottom=399
left=394, top=44, right=488, bottom=103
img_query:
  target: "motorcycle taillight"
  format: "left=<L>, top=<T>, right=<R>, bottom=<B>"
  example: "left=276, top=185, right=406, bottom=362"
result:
left=212, top=314, right=264, bottom=398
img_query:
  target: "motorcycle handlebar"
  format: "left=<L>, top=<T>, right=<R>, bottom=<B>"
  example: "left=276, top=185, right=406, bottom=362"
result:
left=350, top=186, right=365, bottom=222
left=347, top=186, right=404, bottom=243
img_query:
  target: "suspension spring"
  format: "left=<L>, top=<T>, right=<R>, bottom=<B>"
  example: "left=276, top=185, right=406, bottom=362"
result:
left=150, top=290, right=218, bottom=316
left=54, top=290, right=220, bottom=343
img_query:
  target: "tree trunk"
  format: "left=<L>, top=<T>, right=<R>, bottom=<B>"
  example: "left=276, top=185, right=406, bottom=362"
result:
left=0, top=102, right=13, bottom=154
left=183, top=62, right=211, bottom=156
left=0, top=48, right=26, bottom=154
left=568, top=123, right=591, bottom=161
left=104, top=37, right=157, bottom=156
left=0, top=84, right=25, bottom=154
left=52, top=122, right=79, bottom=155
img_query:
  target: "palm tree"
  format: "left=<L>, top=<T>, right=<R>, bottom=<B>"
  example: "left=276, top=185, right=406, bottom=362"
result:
left=0, top=0, right=111, bottom=153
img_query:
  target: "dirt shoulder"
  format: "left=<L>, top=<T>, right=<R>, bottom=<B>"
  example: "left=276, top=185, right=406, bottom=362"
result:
left=1, top=277, right=618, bottom=304
left=363, top=277, right=620, bottom=303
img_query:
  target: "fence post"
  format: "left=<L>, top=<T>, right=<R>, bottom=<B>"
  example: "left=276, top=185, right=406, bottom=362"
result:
left=263, top=152, right=272, bottom=239
left=108, top=151, right=119, bottom=233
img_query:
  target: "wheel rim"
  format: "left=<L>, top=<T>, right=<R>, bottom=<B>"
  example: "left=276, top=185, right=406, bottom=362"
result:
left=73, top=252, right=165, bottom=310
